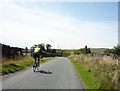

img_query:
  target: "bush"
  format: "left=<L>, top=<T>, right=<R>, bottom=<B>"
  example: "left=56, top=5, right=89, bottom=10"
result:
left=104, top=45, right=120, bottom=56
left=74, top=51, right=80, bottom=55
left=80, top=45, right=91, bottom=54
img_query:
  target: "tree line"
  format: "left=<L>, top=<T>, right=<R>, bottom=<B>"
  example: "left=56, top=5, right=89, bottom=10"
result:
left=30, top=43, right=70, bottom=57
left=1, top=43, right=70, bottom=60
left=2, top=42, right=119, bottom=59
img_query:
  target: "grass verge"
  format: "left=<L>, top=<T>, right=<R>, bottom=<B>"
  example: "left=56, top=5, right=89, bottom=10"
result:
left=1, top=57, right=56, bottom=75
left=68, top=55, right=119, bottom=90
left=69, top=57, right=100, bottom=89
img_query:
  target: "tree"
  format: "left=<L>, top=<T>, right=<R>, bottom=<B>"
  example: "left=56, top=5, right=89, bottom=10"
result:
left=34, top=44, right=37, bottom=48
left=38, top=43, right=45, bottom=51
left=104, top=45, right=120, bottom=56
left=46, top=44, right=52, bottom=50
left=85, top=45, right=87, bottom=53
left=46, top=44, right=52, bottom=52
left=113, top=45, right=120, bottom=55
left=51, top=49, right=56, bottom=53
left=80, top=45, right=91, bottom=54
left=87, top=48, right=91, bottom=53
left=25, top=47, right=28, bottom=56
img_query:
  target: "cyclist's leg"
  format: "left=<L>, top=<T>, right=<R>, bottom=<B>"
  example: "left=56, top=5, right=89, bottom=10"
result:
left=37, top=53, right=40, bottom=67
left=33, top=57, right=36, bottom=66
left=37, top=56, right=40, bottom=67
left=33, top=53, right=37, bottom=66
left=33, top=57, right=37, bottom=72
left=35, top=57, right=37, bottom=63
left=38, top=55, right=41, bottom=67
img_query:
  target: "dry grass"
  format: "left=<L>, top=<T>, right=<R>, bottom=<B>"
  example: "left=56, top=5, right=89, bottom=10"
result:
left=70, top=54, right=119, bottom=89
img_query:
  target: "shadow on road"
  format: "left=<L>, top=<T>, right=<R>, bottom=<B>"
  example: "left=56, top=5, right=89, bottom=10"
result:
left=35, top=70, right=53, bottom=74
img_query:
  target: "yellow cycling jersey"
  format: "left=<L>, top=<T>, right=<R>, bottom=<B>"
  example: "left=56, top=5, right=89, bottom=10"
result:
left=34, top=48, right=40, bottom=52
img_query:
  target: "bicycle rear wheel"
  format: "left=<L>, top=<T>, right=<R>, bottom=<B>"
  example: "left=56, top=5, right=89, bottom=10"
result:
left=33, top=60, right=40, bottom=72
left=36, top=62, right=40, bottom=71
left=33, top=61, right=37, bottom=72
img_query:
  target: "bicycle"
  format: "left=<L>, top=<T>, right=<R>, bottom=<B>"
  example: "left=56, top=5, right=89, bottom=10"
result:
left=33, top=58, right=40, bottom=72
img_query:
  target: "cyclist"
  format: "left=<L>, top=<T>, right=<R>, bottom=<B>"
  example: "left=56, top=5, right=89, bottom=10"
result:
left=32, top=45, right=41, bottom=67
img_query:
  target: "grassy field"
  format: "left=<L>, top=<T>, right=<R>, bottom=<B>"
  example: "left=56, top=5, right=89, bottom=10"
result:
left=63, top=48, right=108, bottom=55
left=90, top=48, right=108, bottom=53
left=1, top=57, right=55, bottom=75
left=69, top=54, right=119, bottom=90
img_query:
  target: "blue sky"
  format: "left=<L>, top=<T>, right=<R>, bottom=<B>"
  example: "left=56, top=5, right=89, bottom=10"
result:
left=18, top=2, right=118, bottom=21
left=0, top=1, right=118, bottom=49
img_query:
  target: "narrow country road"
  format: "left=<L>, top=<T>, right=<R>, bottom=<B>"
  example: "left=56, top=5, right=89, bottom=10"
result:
left=2, top=57, right=84, bottom=89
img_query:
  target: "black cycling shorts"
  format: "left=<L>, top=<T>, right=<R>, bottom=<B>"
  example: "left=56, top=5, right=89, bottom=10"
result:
left=32, top=52, right=40, bottom=58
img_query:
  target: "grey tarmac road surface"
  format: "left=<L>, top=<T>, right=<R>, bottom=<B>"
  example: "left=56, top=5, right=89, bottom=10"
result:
left=2, top=57, right=84, bottom=89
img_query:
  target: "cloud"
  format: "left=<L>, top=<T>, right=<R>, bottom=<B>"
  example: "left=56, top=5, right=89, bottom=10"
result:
left=0, top=2, right=118, bottom=49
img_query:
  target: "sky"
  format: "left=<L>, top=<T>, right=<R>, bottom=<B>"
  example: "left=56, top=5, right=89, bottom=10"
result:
left=0, top=0, right=118, bottom=49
